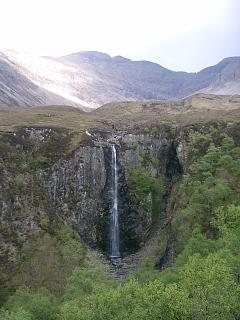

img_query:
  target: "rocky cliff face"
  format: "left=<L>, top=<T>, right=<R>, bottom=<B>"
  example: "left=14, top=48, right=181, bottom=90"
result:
left=0, top=123, right=185, bottom=269
left=8, top=120, right=235, bottom=278
left=47, top=127, right=179, bottom=255
left=1, top=119, right=237, bottom=276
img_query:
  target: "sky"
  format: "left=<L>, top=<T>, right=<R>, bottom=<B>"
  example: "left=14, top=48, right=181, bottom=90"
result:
left=0, top=0, right=239, bottom=71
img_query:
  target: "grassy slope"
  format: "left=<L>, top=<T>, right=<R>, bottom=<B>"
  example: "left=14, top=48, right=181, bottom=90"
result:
left=0, top=105, right=105, bottom=133
left=94, top=93, right=240, bottom=126
left=1, top=94, right=240, bottom=133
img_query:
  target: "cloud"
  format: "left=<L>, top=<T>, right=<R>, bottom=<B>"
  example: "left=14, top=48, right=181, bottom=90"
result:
left=0, top=0, right=239, bottom=71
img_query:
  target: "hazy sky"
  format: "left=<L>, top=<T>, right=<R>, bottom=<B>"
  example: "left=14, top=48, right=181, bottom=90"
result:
left=0, top=0, right=239, bottom=71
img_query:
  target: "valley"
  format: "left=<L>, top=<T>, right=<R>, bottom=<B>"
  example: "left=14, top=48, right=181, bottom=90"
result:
left=1, top=93, right=240, bottom=318
left=0, top=0, right=239, bottom=316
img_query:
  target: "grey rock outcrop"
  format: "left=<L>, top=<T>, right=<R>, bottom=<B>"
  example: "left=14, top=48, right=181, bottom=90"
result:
left=48, top=146, right=107, bottom=245
left=47, top=128, right=177, bottom=255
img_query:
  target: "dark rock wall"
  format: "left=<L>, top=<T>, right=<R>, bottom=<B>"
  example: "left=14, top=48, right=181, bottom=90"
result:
left=48, top=146, right=107, bottom=246
left=47, top=128, right=175, bottom=255
left=0, top=125, right=185, bottom=265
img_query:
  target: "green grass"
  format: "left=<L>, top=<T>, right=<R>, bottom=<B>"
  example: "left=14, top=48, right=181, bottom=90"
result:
left=67, top=132, right=83, bottom=153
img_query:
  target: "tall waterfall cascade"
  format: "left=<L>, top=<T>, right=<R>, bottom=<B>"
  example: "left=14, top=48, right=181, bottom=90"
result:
left=109, top=145, right=120, bottom=258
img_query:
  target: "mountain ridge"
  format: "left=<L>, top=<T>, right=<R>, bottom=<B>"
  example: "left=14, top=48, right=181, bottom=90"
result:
left=0, top=50, right=240, bottom=110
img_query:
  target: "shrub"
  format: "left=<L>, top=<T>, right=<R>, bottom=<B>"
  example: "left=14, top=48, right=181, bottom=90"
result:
left=27, top=154, right=50, bottom=171
left=0, top=308, right=32, bottom=320
left=13, top=176, right=25, bottom=191
left=12, top=227, right=86, bottom=296
left=7, top=287, right=59, bottom=320
left=63, top=267, right=113, bottom=301
left=38, top=218, right=50, bottom=232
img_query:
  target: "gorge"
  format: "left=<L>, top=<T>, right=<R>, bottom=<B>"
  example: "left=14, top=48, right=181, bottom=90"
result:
left=0, top=0, right=239, bottom=315
left=1, top=94, right=240, bottom=317
left=0, top=118, right=182, bottom=272
left=1, top=94, right=240, bottom=265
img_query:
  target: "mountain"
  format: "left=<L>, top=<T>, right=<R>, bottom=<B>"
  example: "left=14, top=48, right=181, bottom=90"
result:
left=0, top=50, right=240, bottom=110
left=0, top=51, right=90, bottom=110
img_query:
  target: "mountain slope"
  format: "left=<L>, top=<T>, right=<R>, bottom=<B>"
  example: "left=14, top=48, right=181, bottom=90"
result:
left=0, top=50, right=239, bottom=109
left=196, top=57, right=240, bottom=94
left=0, top=52, right=90, bottom=110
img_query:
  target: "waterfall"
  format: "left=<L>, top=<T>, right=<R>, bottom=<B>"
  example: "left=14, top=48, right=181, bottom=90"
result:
left=109, top=145, right=120, bottom=258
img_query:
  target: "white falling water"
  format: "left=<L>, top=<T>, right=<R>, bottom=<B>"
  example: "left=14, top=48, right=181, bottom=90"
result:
left=109, top=145, right=120, bottom=258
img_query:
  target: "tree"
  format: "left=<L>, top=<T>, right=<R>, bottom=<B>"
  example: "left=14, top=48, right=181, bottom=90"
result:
left=180, top=253, right=239, bottom=320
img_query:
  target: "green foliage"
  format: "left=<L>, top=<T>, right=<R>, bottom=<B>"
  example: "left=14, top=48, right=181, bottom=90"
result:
left=0, top=308, right=32, bottom=320
left=12, top=226, right=86, bottom=296
left=60, top=279, right=190, bottom=320
left=128, top=165, right=156, bottom=201
left=128, top=164, right=164, bottom=219
left=131, top=259, right=161, bottom=284
left=15, top=236, right=25, bottom=247
left=13, top=176, right=25, bottom=191
left=55, top=225, right=79, bottom=244
left=174, top=226, right=221, bottom=268
left=128, top=150, right=163, bottom=212
left=3, top=149, right=22, bottom=171
left=0, top=267, right=12, bottom=307
left=172, top=133, right=240, bottom=252
left=180, top=252, right=239, bottom=320
left=27, top=154, right=51, bottom=171
left=2, top=130, right=240, bottom=320
left=7, top=287, right=59, bottom=320
left=212, top=205, right=240, bottom=234
left=63, top=267, right=114, bottom=301
left=187, top=126, right=217, bottom=157
left=38, top=218, right=50, bottom=232
left=221, top=134, right=235, bottom=152
left=56, top=225, right=86, bottom=267
left=61, top=240, right=86, bottom=269
left=67, top=133, right=82, bottom=153
left=143, top=127, right=159, bottom=137
left=139, top=149, right=159, bottom=168
left=217, top=154, right=235, bottom=170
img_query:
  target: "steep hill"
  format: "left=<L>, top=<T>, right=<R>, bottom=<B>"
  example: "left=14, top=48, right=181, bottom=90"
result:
left=0, top=50, right=240, bottom=110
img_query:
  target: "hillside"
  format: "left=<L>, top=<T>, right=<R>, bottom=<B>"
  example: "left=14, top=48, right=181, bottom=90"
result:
left=0, top=50, right=240, bottom=110
left=1, top=93, right=240, bottom=318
